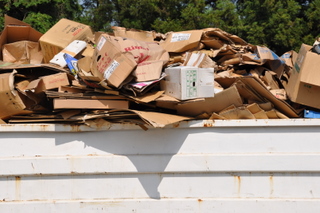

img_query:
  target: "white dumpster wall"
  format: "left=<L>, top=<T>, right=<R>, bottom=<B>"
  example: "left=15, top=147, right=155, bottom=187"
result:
left=0, top=120, right=320, bottom=212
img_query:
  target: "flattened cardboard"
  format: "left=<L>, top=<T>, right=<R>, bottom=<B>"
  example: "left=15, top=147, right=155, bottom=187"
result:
left=176, top=85, right=243, bottom=117
left=54, top=99, right=129, bottom=109
left=39, top=18, right=94, bottom=63
left=127, top=91, right=164, bottom=103
left=286, top=44, right=320, bottom=109
left=262, top=71, right=280, bottom=90
left=155, top=94, right=180, bottom=110
left=240, top=76, right=299, bottom=118
left=0, top=15, right=43, bottom=60
left=27, top=72, right=70, bottom=93
left=112, top=26, right=156, bottom=42
left=201, top=28, right=247, bottom=51
left=241, top=46, right=285, bottom=77
left=129, top=110, right=192, bottom=128
left=247, top=103, right=269, bottom=119
left=219, top=106, right=255, bottom=119
left=183, top=52, right=217, bottom=68
left=160, top=30, right=203, bottom=53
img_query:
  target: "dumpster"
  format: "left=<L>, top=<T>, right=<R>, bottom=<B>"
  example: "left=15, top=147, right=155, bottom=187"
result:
left=0, top=119, right=320, bottom=212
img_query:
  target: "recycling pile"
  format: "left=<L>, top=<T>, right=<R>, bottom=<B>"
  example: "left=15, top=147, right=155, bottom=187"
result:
left=0, top=15, right=318, bottom=128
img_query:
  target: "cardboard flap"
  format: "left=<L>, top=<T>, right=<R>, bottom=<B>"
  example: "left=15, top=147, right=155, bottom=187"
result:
left=127, top=91, right=164, bottom=103
left=4, top=15, right=30, bottom=27
left=160, top=30, right=203, bottom=53
left=176, top=85, right=243, bottom=117
left=240, top=76, right=299, bottom=118
left=112, top=26, right=156, bottom=42
left=131, top=110, right=192, bottom=128
left=234, top=79, right=265, bottom=103
left=300, top=50, right=320, bottom=86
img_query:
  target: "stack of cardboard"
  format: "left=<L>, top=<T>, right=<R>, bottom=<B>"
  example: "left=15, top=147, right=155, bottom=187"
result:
left=1, top=15, right=318, bottom=128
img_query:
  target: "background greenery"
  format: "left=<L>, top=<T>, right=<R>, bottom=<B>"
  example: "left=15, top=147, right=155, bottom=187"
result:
left=0, top=0, right=319, bottom=54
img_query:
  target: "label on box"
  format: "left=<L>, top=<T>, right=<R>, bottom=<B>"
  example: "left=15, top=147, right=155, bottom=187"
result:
left=97, top=36, right=107, bottom=51
left=171, top=33, right=191, bottom=42
left=104, top=60, right=119, bottom=79
left=186, top=69, right=197, bottom=98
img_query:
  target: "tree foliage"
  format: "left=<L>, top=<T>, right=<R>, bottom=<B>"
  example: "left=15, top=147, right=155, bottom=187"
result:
left=1, top=0, right=320, bottom=54
left=0, top=0, right=82, bottom=33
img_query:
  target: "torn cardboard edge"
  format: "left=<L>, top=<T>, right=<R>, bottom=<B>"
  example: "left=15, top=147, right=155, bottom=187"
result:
left=108, top=109, right=192, bottom=128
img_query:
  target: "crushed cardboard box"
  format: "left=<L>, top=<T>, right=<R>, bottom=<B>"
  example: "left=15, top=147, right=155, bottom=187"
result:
left=286, top=43, right=320, bottom=109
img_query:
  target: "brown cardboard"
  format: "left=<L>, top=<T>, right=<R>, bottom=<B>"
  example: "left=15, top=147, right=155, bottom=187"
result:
left=91, top=34, right=137, bottom=88
left=134, top=60, right=164, bottom=82
left=54, top=99, right=129, bottom=109
left=155, top=94, right=180, bottom=110
left=3, top=40, right=43, bottom=64
left=106, top=35, right=169, bottom=82
left=182, top=52, right=217, bottom=68
left=201, top=28, right=247, bottom=49
left=27, top=72, right=70, bottom=93
left=247, top=103, right=269, bottom=119
left=160, top=30, right=203, bottom=53
left=128, top=110, right=192, bottom=128
left=219, top=105, right=256, bottom=119
left=239, top=76, right=299, bottom=118
left=112, top=26, right=156, bottom=42
left=286, top=44, right=320, bottom=109
left=0, top=71, right=31, bottom=119
left=0, top=15, right=43, bottom=60
left=176, top=85, right=243, bottom=117
left=39, top=18, right=94, bottom=63
left=262, top=71, right=280, bottom=90
left=127, top=91, right=164, bottom=103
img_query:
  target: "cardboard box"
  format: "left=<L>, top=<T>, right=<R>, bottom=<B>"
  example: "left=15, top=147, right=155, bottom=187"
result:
left=54, top=99, right=129, bottom=109
left=0, top=15, right=43, bottom=60
left=26, top=72, right=70, bottom=94
left=286, top=44, right=320, bottom=109
left=3, top=40, right=43, bottom=64
left=39, top=18, right=94, bottom=63
left=104, top=35, right=169, bottom=82
left=91, top=34, right=137, bottom=88
left=162, top=66, right=215, bottom=100
left=160, top=30, right=203, bottom=53
left=176, top=85, right=243, bottom=117
left=0, top=71, right=33, bottom=119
